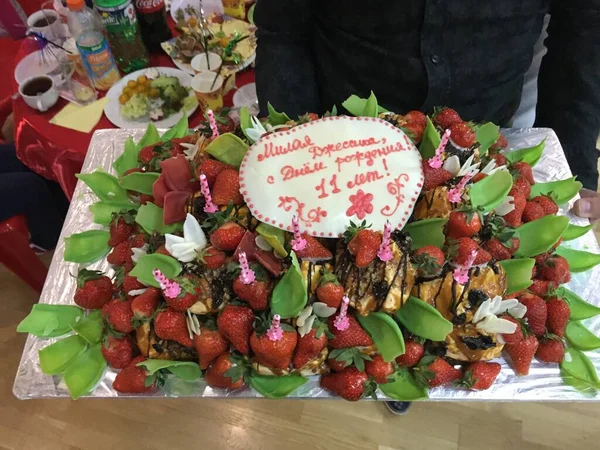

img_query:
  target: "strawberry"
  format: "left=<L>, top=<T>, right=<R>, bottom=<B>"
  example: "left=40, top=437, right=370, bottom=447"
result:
left=196, top=159, right=232, bottom=187
left=347, top=228, right=382, bottom=268
left=74, top=269, right=113, bottom=309
left=200, top=246, right=227, bottom=269
left=422, top=162, right=453, bottom=191
left=113, top=356, right=157, bottom=394
left=130, top=287, right=161, bottom=323
left=432, top=107, right=462, bottom=130
left=472, top=172, right=487, bottom=183
left=529, top=279, right=554, bottom=297
left=451, top=237, right=491, bottom=266
left=106, top=241, right=132, bottom=268
left=446, top=211, right=482, bottom=239
left=328, top=315, right=373, bottom=349
left=217, top=305, right=255, bottom=355
left=295, top=233, right=333, bottom=261
left=129, top=233, right=146, bottom=249
left=395, top=339, right=424, bottom=367
left=536, top=336, right=565, bottom=363
left=502, top=193, right=527, bottom=228
left=327, top=356, right=349, bottom=372
left=518, top=293, right=548, bottom=336
left=293, top=328, right=329, bottom=369
left=316, top=273, right=344, bottom=309
left=510, top=177, right=532, bottom=199
left=490, top=133, right=508, bottom=151
left=416, top=356, right=461, bottom=387
left=102, top=299, right=134, bottom=333
left=490, top=152, right=507, bottom=166
left=531, top=195, right=558, bottom=215
left=122, top=275, right=145, bottom=296
left=505, top=333, right=539, bottom=376
left=402, top=122, right=425, bottom=143
left=108, top=214, right=136, bottom=247
left=404, top=110, right=427, bottom=128
left=154, top=244, right=171, bottom=256
left=165, top=274, right=202, bottom=311
left=365, top=354, right=394, bottom=384
left=101, top=335, right=134, bottom=369
left=212, top=169, right=243, bottom=205
left=139, top=194, right=154, bottom=205
left=459, top=362, right=501, bottom=390
left=499, top=315, right=525, bottom=344
left=232, top=276, right=271, bottom=311
left=513, top=161, right=535, bottom=184
left=320, top=367, right=373, bottom=401
left=539, top=256, right=571, bottom=284
left=522, top=201, right=545, bottom=223
left=194, top=326, right=229, bottom=369
left=448, top=122, right=476, bottom=148
left=483, top=238, right=512, bottom=261
left=138, top=144, right=158, bottom=164
left=250, top=326, right=298, bottom=370
left=154, top=308, right=193, bottom=347
left=413, top=245, right=445, bottom=276
left=210, top=222, right=246, bottom=252
left=545, top=296, right=570, bottom=337
left=205, top=352, right=246, bottom=389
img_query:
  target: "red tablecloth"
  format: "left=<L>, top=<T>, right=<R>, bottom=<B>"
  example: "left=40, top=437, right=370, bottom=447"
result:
left=12, top=39, right=255, bottom=199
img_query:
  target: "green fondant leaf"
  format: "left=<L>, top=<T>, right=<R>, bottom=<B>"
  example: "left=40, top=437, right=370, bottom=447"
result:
left=120, top=172, right=160, bottom=196
left=505, top=139, right=546, bottom=167
left=341, top=94, right=388, bottom=117
left=498, top=258, right=535, bottom=294
left=267, top=102, right=291, bottom=126
left=270, top=251, right=307, bottom=318
left=395, top=296, right=453, bottom=341
left=562, top=223, right=594, bottom=241
left=514, top=215, right=569, bottom=258
left=565, top=321, right=600, bottom=351
left=161, top=114, right=189, bottom=141
left=135, top=202, right=182, bottom=235
left=64, top=230, right=111, bottom=263
left=560, top=348, right=600, bottom=389
left=470, top=170, right=513, bottom=212
left=113, top=136, right=139, bottom=176
left=247, top=373, right=308, bottom=399
left=89, top=201, right=138, bottom=226
left=418, top=117, right=440, bottom=159
left=129, top=253, right=182, bottom=287
left=136, top=123, right=161, bottom=151
left=403, top=218, right=448, bottom=249
left=39, top=335, right=87, bottom=375
left=205, top=133, right=249, bottom=167
left=63, top=344, right=107, bottom=400
left=137, top=360, right=201, bottom=381
left=17, top=304, right=83, bottom=338
left=529, top=177, right=583, bottom=205
left=71, top=310, right=104, bottom=345
left=357, top=312, right=405, bottom=362
left=474, top=122, right=499, bottom=156
left=361, top=91, right=378, bottom=118
left=239, top=106, right=253, bottom=141
left=556, top=287, right=600, bottom=321
left=555, top=246, right=600, bottom=273
left=380, top=369, right=429, bottom=401
left=76, top=169, right=129, bottom=203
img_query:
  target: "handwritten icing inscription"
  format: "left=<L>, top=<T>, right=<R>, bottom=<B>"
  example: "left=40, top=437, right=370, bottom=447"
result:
left=239, top=117, right=424, bottom=237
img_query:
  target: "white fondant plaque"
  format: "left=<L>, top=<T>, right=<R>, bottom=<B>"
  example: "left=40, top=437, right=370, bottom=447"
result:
left=239, top=116, right=424, bottom=237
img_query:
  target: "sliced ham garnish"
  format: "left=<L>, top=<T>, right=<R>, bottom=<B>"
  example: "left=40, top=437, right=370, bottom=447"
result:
left=233, top=231, right=283, bottom=276
left=163, top=191, right=191, bottom=224
left=161, top=155, right=194, bottom=192
left=152, top=174, right=169, bottom=208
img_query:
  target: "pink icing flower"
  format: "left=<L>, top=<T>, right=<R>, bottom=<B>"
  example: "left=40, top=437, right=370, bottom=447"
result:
left=346, top=189, right=374, bottom=220
left=447, top=172, right=474, bottom=204
left=428, top=129, right=451, bottom=169
left=377, top=220, right=393, bottom=262
left=238, top=251, right=256, bottom=284
left=333, top=296, right=350, bottom=331
left=153, top=268, right=181, bottom=298
left=199, top=174, right=218, bottom=213
left=290, top=215, right=307, bottom=251
left=453, top=249, right=477, bottom=285
left=267, top=314, right=284, bottom=341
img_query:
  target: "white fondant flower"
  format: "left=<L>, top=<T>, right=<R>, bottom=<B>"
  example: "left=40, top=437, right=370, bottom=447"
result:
left=298, top=315, right=316, bottom=337
left=128, top=288, right=148, bottom=297
left=456, top=154, right=481, bottom=177
left=481, top=158, right=508, bottom=176
left=255, top=235, right=273, bottom=252
left=472, top=295, right=527, bottom=335
left=131, top=243, right=149, bottom=263
left=246, top=116, right=268, bottom=143
left=495, top=195, right=516, bottom=216
left=476, top=315, right=518, bottom=334
left=296, top=305, right=313, bottom=327
left=165, top=214, right=207, bottom=263
left=442, top=155, right=461, bottom=176
left=181, top=135, right=206, bottom=161
left=312, top=302, right=337, bottom=318
left=186, top=309, right=201, bottom=340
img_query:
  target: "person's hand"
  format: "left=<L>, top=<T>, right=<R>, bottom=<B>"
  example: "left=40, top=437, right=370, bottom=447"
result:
left=572, top=189, right=600, bottom=222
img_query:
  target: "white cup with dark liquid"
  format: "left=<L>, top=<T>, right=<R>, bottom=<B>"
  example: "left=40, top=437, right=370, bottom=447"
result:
left=27, top=9, right=61, bottom=41
left=19, top=75, right=59, bottom=112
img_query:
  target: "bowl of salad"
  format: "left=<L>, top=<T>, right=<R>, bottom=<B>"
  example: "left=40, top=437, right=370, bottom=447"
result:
left=104, top=67, right=199, bottom=129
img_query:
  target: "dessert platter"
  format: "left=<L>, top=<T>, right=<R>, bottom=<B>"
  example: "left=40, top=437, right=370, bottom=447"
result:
left=14, top=93, right=600, bottom=401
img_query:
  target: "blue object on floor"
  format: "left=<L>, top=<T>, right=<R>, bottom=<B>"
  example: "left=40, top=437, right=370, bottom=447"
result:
left=385, top=401, right=412, bottom=415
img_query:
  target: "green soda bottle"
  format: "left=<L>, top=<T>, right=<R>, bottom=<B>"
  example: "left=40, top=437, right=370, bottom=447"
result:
left=93, top=0, right=149, bottom=73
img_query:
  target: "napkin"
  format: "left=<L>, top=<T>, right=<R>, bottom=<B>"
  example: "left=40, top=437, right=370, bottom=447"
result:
left=50, top=97, right=108, bottom=133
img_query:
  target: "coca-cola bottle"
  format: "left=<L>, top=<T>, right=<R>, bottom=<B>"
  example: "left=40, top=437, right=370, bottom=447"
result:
left=134, top=0, right=171, bottom=51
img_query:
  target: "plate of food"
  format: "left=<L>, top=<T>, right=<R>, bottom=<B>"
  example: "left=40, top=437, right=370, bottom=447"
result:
left=104, top=67, right=199, bottom=129
left=161, top=10, right=256, bottom=75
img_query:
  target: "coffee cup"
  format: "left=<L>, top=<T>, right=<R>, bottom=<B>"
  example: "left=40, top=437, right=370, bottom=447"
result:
left=19, top=75, right=59, bottom=112
left=27, top=9, right=60, bottom=41
left=191, top=52, right=222, bottom=74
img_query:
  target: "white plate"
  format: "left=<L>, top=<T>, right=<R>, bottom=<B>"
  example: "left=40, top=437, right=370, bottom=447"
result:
left=103, top=67, right=198, bottom=129
left=14, top=50, right=61, bottom=85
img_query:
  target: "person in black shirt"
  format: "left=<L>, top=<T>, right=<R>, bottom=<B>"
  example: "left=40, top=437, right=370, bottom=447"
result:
left=254, top=0, right=600, bottom=190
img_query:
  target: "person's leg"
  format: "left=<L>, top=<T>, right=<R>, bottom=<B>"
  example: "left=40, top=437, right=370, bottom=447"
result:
left=385, top=401, right=412, bottom=415
left=0, top=143, right=28, bottom=173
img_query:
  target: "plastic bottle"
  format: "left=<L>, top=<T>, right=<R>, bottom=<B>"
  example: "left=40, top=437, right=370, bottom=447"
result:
left=94, top=0, right=149, bottom=73
left=67, top=0, right=121, bottom=91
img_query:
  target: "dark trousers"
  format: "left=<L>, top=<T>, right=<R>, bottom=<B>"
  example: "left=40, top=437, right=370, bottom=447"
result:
left=0, top=144, right=69, bottom=249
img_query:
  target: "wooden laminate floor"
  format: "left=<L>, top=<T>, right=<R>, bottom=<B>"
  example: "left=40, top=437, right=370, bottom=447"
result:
left=2, top=258, right=600, bottom=450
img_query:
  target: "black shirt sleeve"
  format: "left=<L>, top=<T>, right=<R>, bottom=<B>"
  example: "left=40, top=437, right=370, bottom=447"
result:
left=254, top=0, right=319, bottom=118
left=535, top=0, right=600, bottom=190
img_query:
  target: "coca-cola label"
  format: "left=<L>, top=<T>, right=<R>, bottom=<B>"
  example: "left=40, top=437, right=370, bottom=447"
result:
left=135, top=0, right=164, bottom=14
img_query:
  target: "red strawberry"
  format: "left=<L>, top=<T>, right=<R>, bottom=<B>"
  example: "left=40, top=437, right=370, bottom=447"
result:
left=320, top=367, right=372, bottom=401
left=505, top=335, right=539, bottom=375
left=404, top=110, right=427, bottom=128
left=129, top=233, right=146, bottom=249
left=483, top=238, right=512, bottom=261
left=293, top=328, right=329, bottom=369
left=503, top=193, right=527, bottom=228
left=196, top=159, right=233, bottom=187
left=446, top=211, right=482, bottom=239
left=210, top=222, right=246, bottom=252
left=122, top=275, right=145, bottom=296
left=522, top=201, right=545, bottom=223
left=101, top=335, right=134, bottom=369
left=106, top=241, right=132, bottom=267
left=531, top=195, right=558, bottom=215
left=513, top=162, right=535, bottom=184
left=212, top=169, right=243, bottom=205
left=205, top=352, right=246, bottom=389
left=155, top=244, right=171, bottom=256
left=529, top=279, right=554, bottom=297
left=200, top=246, right=227, bottom=269
left=74, top=269, right=113, bottom=310
left=154, top=308, right=193, bottom=347
left=499, top=315, right=524, bottom=344
left=490, top=152, right=507, bottom=166
left=102, top=299, right=134, bottom=333
left=420, top=357, right=462, bottom=387
left=539, top=256, right=571, bottom=284
left=451, top=237, right=491, bottom=266
left=460, top=362, right=501, bottom=390
left=108, top=215, right=136, bottom=247
left=422, top=162, right=453, bottom=190
left=113, top=356, right=157, bottom=394
left=395, top=340, right=424, bottom=367
left=328, top=315, right=373, bottom=349
left=510, top=177, right=532, bottom=199
left=546, top=297, right=570, bottom=337
left=316, top=273, right=344, bottom=309
left=472, top=172, right=487, bottom=183
left=518, top=293, right=548, bottom=336
left=432, top=107, right=462, bottom=130
left=138, top=144, right=158, bottom=164
left=365, top=354, right=394, bottom=384
left=232, top=277, right=271, bottom=311
left=217, top=305, right=255, bottom=355
left=448, top=122, right=476, bottom=148
left=250, top=327, right=298, bottom=370
left=348, top=229, right=382, bottom=268
left=194, top=327, right=229, bottom=369
left=295, top=233, right=333, bottom=261
left=536, top=337, right=565, bottom=363
left=165, top=274, right=202, bottom=311
left=413, top=245, right=445, bottom=276
left=490, top=133, right=508, bottom=151
left=139, top=194, right=154, bottom=205
left=130, top=287, right=161, bottom=323
left=403, top=122, right=426, bottom=143
left=327, top=356, right=349, bottom=372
